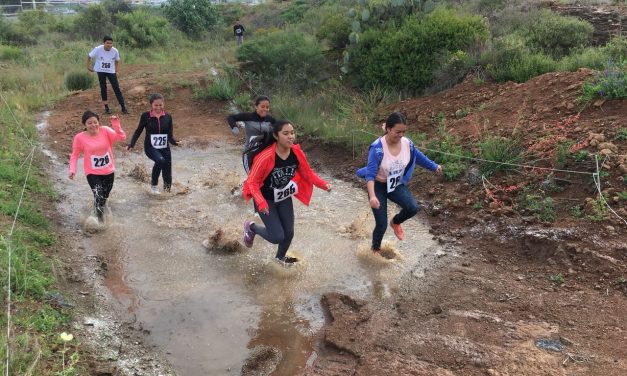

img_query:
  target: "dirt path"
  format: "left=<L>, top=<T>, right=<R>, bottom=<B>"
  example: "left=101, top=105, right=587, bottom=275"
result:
left=44, top=68, right=626, bottom=375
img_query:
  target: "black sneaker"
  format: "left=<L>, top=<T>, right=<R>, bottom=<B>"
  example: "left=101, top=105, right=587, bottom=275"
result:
left=104, top=106, right=111, bottom=114
left=121, top=108, right=130, bottom=115
left=283, top=256, right=299, bottom=264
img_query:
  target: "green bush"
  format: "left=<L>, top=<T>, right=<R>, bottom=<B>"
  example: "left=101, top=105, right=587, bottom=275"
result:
left=425, top=123, right=472, bottom=181
left=15, top=9, right=59, bottom=39
left=194, top=75, right=239, bottom=101
left=478, top=136, right=522, bottom=176
left=522, top=9, right=593, bottom=59
left=0, top=45, right=24, bottom=61
left=307, top=5, right=351, bottom=49
left=73, top=4, right=114, bottom=41
left=101, top=0, right=132, bottom=24
left=281, top=0, right=310, bottom=24
left=349, top=7, right=489, bottom=93
left=236, top=30, right=325, bottom=90
left=64, top=71, right=94, bottom=91
left=163, top=0, right=222, bottom=39
left=114, top=10, right=170, bottom=49
left=580, top=60, right=627, bottom=103
left=484, top=35, right=557, bottom=82
left=517, top=191, right=556, bottom=222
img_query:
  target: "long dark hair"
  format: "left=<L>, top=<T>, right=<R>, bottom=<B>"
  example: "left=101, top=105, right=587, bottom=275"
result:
left=242, top=120, right=292, bottom=173
left=384, top=112, right=407, bottom=131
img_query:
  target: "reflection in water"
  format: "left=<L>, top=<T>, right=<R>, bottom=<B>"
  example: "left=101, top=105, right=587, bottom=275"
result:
left=50, top=143, right=443, bottom=374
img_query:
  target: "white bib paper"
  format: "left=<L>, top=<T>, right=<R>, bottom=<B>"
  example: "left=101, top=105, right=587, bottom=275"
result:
left=91, top=152, right=111, bottom=169
left=274, top=180, right=298, bottom=202
left=151, top=134, right=168, bottom=149
left=387, top=171, right=402, bottom=193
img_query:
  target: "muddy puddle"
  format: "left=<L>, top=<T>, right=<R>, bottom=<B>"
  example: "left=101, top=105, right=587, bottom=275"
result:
left=46, top=134, right=446, bottom=375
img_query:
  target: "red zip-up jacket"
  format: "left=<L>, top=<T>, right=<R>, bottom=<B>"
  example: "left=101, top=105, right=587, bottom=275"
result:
left=243, top=143, right=329, bottom=212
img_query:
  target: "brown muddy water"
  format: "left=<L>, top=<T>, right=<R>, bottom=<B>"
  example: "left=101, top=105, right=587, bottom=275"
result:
left=47, top=134, right=445, bottom=375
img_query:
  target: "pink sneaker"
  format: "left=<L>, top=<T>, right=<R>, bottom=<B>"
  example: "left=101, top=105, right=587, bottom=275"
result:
left=390, top=220, right=404, bottom=240
left=243, top=220, right=255, bottom=248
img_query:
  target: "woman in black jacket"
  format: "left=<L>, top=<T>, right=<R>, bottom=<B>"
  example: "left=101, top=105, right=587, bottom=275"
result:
left=227, top=95, right=276, bottom=150
left=127, top=93, right=179, bottom=194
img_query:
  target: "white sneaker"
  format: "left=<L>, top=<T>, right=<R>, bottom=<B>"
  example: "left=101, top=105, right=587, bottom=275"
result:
left=150, top=185, right=160, bottom=195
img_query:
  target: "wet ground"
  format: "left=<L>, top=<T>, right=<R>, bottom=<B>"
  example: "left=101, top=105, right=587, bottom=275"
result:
left=49, top=139, right=445, bottom=374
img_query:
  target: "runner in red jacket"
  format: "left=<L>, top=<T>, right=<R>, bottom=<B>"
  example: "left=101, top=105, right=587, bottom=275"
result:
left=242, top=120, right=331, bottom=266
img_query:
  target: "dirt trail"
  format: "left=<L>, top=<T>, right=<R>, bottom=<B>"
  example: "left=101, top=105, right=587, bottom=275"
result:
left=45, top=68, right=626, bottom=375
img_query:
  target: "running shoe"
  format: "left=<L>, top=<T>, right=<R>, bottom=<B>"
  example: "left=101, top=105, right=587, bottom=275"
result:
left=121, top=107, right=130, bottom=115
left=104, top=106, right=111, bottom=115
left=163, top=184, right=171, bottom=193
left=243, top=220, right=255, bottom=248
left=150, top=185, right=160, bottom=195
left=273, top=257, right=295, bottom=268
left=390, top=220, right=404, bottom=240
left=283, top=256, right=299, bottom=264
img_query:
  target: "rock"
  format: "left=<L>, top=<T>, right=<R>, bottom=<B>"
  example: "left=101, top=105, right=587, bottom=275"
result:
left=435, top=250, right=447, bottom=258
left=593, top=98, right=606, bottom=107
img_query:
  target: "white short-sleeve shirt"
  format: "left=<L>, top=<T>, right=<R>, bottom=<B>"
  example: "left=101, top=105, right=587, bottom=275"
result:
left=88, top=45, right=120, bottom=74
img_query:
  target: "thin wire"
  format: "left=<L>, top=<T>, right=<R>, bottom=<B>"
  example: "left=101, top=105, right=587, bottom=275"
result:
left=352, top=129, right=595, bottom=176
left=594, top=154, right=626, bottom=225
left=0, top=91, right=36, bottom=147
left=4, top=145, right=36, bottom=376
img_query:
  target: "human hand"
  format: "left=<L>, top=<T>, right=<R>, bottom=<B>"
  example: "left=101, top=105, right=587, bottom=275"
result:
left=369, top=196, right=380, bottom=209
left=68, top=172, right=75, bottom=180
left=260, top=208, right=269, bottom=215
left=435, top=165, right=443, bottom=175
left=325, top=183, right=332, bottom=192
left=231, top=127, right=240, bottom=135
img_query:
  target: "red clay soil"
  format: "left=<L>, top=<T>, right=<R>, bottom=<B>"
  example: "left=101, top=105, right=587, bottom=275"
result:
left=46, top=66, right=626, bottom=375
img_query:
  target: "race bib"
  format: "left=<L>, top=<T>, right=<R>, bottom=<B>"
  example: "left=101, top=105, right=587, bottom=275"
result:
left=91, top=152, right=111, bottom=169
left=274, top=180, right=298, bottom=202
left=387, top=171, right=402, bottom=193
left=101, top=62, right=111, bottom=70
left=151, top=134, right=168, bottom=149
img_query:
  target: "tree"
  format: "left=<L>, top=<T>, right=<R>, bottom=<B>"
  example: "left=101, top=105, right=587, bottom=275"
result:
left=162, top=0, right=222, bottom=39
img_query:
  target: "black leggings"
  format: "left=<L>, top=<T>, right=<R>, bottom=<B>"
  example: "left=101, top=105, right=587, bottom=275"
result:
left=251, top=198, right=295, bottom=260
left=86, top=173, right=114, bottom=219
left=144, top=147, right=172, bottom=187
left=97, top=72, right=126, bottom=107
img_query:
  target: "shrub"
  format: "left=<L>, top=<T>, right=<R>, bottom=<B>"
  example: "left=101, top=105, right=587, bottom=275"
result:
left=281, top=0, right=310, bottom=24
left=114, top=10, right=170, bottom=49
left=15, top=9, right=59, bottom=39
left=101, top=0, right=132, bottom=24
left=162, top=0, right=222, bottom=39
left=194, top=75, right=239, bottom=101
left=425, top=124, right=472, bottom=181
left=236, top=30, right=325, bottom=90
left=428, top=49, right=481, bottom=93
left=307, top=5, right=351, bottom=49
left=0, top=45, right=23, bottom=61
left=349, top=7, right=489, bottom=93
left=484, top=34, right=557, bottom=83
left=73, top=4, right=114, bottom=41
left=478, top=136, right=522, bottom=176
left=517, top=191, right=556, bottom=222
left=64, top=71, right=94, bottom=91
left=580, top=60, right=627, bottom=103
left=522, top=9, right=593, bottom=59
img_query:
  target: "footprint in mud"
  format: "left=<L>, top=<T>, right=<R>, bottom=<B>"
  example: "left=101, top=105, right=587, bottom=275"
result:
left=202, top=228, right=245, bottom=253
left=241, top=345, right=282, bottom=376
left=357, top=242, right=402, bottom=263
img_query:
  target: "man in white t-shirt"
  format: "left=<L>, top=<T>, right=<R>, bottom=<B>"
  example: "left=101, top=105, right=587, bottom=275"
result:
left=87, top=36, right=129, bottom=115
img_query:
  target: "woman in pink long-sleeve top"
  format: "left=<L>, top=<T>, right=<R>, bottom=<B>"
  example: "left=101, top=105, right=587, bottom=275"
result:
left=69, top=111, right=126, bottom=222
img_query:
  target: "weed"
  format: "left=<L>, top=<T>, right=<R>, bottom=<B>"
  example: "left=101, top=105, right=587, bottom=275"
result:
left=550, top=273, right=565, bottom=284
left=579, top=59, right=627, bottom=103
left=64, top=71, right=94, bottom=91
left=517, top=190, right=556, bottom=222
left=588, top=195, right=608, bottom=222
left=455, top=107, right=470, bottom=118
left=478, top=136, right=522, bottom=176
left=554, top=140, right=573, bottom=168
left=617, top=191, right=627, bottom=201
left=570, top=204, right=584, bottom=218
left=425, top=124, right=472, bottom=181
left=571, top=150, right=590, bottom=162
left=163, top=84, right=175, bottom=100
left=615, top=127, right=627, bottom=141
left=194, top=75, right=239, bottom=101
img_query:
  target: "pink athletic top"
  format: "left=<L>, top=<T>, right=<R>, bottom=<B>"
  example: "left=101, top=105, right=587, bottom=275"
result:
left=69, top=118, right=126, bottom=176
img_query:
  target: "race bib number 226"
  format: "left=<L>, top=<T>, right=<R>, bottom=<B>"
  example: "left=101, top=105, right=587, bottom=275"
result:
left=91, top=152, right=111, bottom=169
